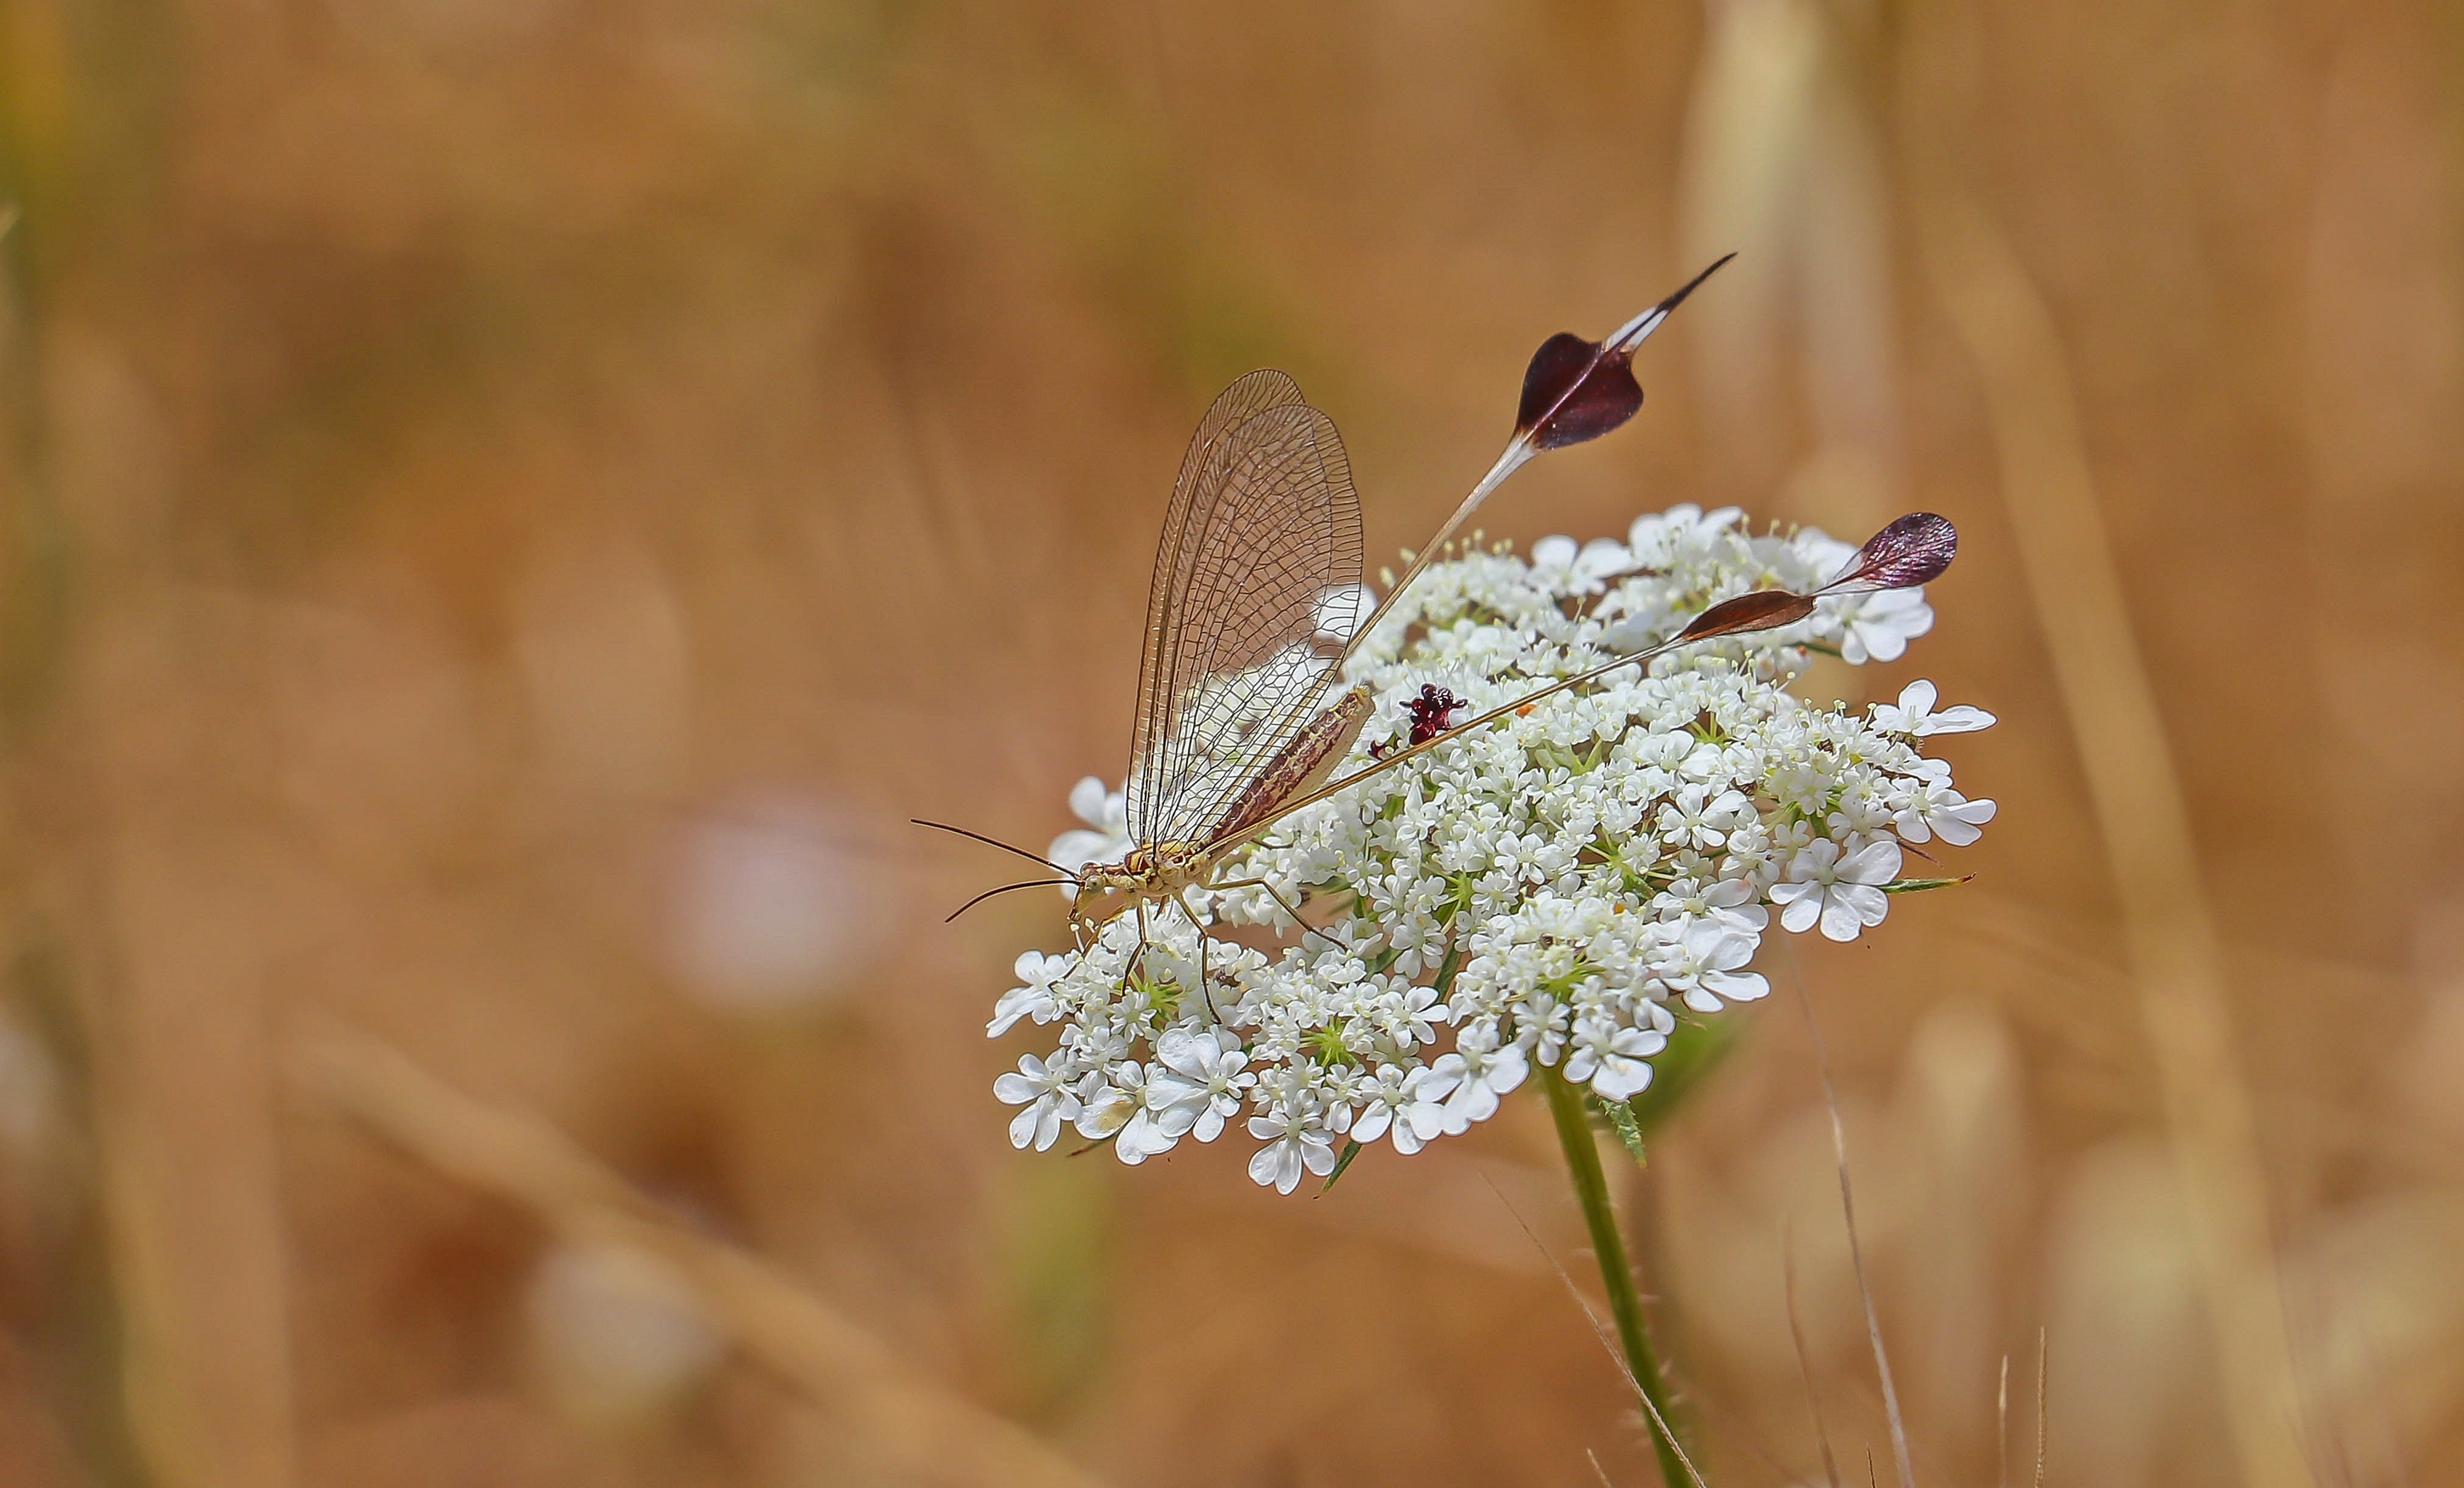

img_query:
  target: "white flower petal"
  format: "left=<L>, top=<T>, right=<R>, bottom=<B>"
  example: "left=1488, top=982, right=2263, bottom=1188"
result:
left=1007, top=1105, right=1043, bottom=1150
left=1048, top=829, right=1116, bottom=874
left=1592, top=1059, right=1653, bottom=1100
left=1248, top=1143, right=1289, bottom=1191
left=1704, top=968, right=1769, bottom=1002
left=1068, top=776, right=1110, bottom=825
left=1839, top=838, right=1903, bottom=884
left=1928, top=704, right=1996, bottom=733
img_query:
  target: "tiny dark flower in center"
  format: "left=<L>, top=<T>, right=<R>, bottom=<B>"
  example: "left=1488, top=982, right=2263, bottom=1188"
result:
left=1376, top=684, right=1467, bottom=758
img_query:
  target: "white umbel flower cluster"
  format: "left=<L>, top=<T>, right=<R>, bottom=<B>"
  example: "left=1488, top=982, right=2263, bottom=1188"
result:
left=993, top=504, right=1995, bottom=1191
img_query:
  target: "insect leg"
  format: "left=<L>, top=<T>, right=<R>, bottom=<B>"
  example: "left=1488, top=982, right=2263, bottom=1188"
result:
left=1176, top=889, right=1225, bottom=1025
left=1210, top=876, right=1341, bottom=952
left=1120, top=898, right=1150, bottom=996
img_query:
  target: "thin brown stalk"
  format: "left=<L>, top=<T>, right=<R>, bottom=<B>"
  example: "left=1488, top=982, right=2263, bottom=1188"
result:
left=1998, top=1353, right=2009, bottom=1488
left=2275, top=1168, right=2351, bottom=1485
left=1481, top=1171, right=1709, bottom=1488
left=1783, top=1219, right=1843, bottom=1488
left=1788, top=958, right=1913, bottom=1488
left=291, top=1022, right=1111, bottom=1488
left=2033, top=1329, right=2048, bottom=1488
left=1636, top=1344, right=1796, bottom=1485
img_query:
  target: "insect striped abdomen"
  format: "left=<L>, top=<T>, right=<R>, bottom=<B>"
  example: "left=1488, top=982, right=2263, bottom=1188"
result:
left=1206, top=687, right=1374, bottom=845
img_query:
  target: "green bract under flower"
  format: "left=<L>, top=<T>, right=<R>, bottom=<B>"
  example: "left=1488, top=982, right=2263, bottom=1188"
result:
left=997, top=504, right=1996, bottom=1192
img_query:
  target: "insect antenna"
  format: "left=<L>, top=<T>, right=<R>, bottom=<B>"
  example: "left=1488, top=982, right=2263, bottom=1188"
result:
left=944, top=878, right=1079, bottom=923
left=910, top=818, right=1073, bottom=874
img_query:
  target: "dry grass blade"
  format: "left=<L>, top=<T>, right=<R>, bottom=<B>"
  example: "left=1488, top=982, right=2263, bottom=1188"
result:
left=1998, top=1352, right=2009, bottom=1488
left=1789, top=955, right=1913, bottom=1488
left=2355, top=1318, right=2412, bottom=1488
left=1784, top=1219, right=1844, bottom=1488
left=290, top=1022, right=1112, bottom=1488
left=1589, top=1446, right=1619, bottom=1487
left=1479, top=1173, right=1710, bottom=1488
left=2034, top=1329, right=2048, bottom=1488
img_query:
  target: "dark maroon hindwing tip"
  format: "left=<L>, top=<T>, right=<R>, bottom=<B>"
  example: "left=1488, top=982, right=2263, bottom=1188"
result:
left=1672, top=589, right=1819, bottom=644
left=1516, top=334, right=1643, bottom=450
left=1834, top=512, right=1958, bottom=591
left=1652, top=252, right=1737, bottom=320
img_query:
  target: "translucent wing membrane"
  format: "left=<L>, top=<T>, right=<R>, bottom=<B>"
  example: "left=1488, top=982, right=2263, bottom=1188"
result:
left=1126, top=372, right=1365, bottom=846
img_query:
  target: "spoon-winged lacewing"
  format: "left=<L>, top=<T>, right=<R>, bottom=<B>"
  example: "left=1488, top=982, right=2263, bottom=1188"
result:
left=918, top=258, right=1956, bottom=962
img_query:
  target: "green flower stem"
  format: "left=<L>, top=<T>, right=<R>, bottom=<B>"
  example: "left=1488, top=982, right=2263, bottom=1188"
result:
left=1542, top=1065, right=1692, bottom=1487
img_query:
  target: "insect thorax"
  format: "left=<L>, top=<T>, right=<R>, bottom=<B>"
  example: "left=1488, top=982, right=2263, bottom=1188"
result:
left=1073, top=841, right=1211, bottom=923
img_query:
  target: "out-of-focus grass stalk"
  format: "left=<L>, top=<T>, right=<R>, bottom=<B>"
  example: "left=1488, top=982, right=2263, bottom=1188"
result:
left=81, top=1038, right=218, bottom=1488
left=1900, top=12, right=2314, bottom=1482
left=1784, top=962, right=1913, bottom=1488
left=51, top=622, right=304, bottom=1488
left=1540, top=1066, right=1694, bottom=1488
left=78, top=611, right=320, bottom=1488
left=293, top=1025, right=1114, bottom=1488
left=15, top=0, right=307, bottom=1475
left=1679, top=0, right=1902, bottom=512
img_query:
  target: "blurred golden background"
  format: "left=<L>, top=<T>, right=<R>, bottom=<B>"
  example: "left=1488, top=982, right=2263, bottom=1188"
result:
left=0, top=1, right=2459, bottom=1485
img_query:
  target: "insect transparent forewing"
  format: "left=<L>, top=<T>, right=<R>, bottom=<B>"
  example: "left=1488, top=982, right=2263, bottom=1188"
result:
left=1125, top=371, right=1365, bottom=846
